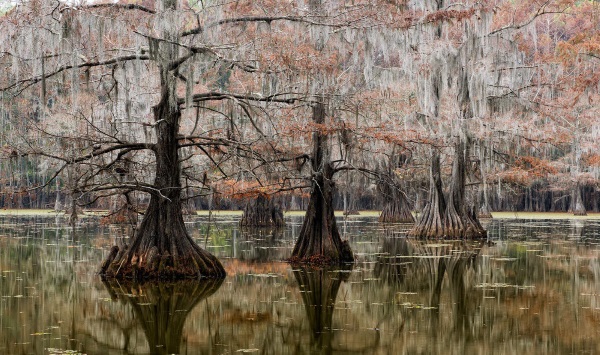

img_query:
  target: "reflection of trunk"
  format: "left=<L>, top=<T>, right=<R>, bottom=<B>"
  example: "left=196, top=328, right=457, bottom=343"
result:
left=378, top=179, right=414, bottom=223
left=410, top=142, right=486, bottom=239
left=374, top=237, right=411, bottom=284
left=240, top=194, right=285, bottom=228
left=376, top=239, right=481, bottom=336
left=291, top=102, right=353, bottom=264
left=102, top=279, right=223, bottom=355
left=573, top=184, right=587, bottom=216
left=293, top=266, right=349, bottom=353
left=237, top=228, right=283, bottom=262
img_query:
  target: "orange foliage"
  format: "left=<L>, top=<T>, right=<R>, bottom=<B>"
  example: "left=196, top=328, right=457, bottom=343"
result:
left=583, top=153, right=600, bottom=167
left=500, top=156, right=558, bottom=185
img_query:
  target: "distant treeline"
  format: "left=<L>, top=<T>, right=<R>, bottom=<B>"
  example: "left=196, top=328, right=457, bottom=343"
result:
left=3, top=181, right=598, bottom=214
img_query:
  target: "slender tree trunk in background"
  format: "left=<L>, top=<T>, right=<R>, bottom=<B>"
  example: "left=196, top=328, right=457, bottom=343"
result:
left=291, top=102, right=353, bottom=264
left=478, top=144, right=492, bottom=218
left=573, top=183, right=587, bottom=216
left=240, top=193, right=285, bottom=228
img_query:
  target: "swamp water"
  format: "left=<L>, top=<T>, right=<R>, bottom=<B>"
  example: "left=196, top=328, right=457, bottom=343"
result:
left=1, top=215, right=600, bottom=354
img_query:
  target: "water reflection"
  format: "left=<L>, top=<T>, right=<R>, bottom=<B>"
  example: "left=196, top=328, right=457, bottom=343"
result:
left=102, top=279, right=223, bottom=354
left=236, top=227, right=285, bottom=262
left=375, top=238, right=483, bottom=341
left=293, top=266, right=344, bottom=353
left=3, top=216, right=600, bottom=354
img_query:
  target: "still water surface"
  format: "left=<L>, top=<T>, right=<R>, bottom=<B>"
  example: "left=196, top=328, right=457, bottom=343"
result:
left=1, top=214, right=600, bottom=354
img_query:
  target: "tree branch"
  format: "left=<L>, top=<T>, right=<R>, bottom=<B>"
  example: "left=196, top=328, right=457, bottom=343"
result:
left=85, top=3, right=156, bottom=14
left=182, top=16, right=334, bottom=37
left=2, top=55, right=150, bottom=94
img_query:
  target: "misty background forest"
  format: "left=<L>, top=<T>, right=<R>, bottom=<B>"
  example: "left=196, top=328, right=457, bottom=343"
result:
left=1, top=0, right=598, bottom=217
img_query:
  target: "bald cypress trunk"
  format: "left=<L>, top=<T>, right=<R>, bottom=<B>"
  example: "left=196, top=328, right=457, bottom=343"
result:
left=378, top=178, right=414, bottom=223
left=409, top=150, right=446, bottom=238
left=443, top=139, right=486, bottom=238
left=409, top=142, right=486, bottom=239
left=100, top=0, right=224, bottom=279
left=291, top=102, right=353, bottom=265
left=573, top=184, right=587, bottom=216
left=100, top=89, right=225, bottom=280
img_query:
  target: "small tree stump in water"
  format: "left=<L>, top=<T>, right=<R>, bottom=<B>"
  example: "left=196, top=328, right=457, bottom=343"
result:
left=239, top=194, right=285, bottom=228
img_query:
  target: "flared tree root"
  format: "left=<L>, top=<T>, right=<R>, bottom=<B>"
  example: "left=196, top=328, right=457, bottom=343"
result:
left=410, top=146, right=486, bottom=240
left=100, top=235, right=225, bottom=280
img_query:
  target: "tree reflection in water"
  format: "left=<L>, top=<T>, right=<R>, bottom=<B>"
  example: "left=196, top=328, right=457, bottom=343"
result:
left=293, top=265, right=380, bottom=354
left=375, top=235, right=484, bottom=340
left=237, top=227, right=285, bottom=262
left=102, top=279, right=223, bottom=354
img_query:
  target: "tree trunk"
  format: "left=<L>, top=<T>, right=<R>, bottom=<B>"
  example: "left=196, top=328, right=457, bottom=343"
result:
left=100, top=93, right=225, bottom=280
left=239, top=193, right=285, bottom=228
left=291, top=102, right=353, bottom=265
left=478, top=144, right=493, bottom=218
left=443, top=139, right=486, bottom=238
left=408, top=150, right=446, bottom=238
left=409, top=142, right=486, bottom=239
left=378, top=177, right=414, bottom=223
left=573, top=183, right=587, bottom=216
left=100, top=9, right=225, bottom=279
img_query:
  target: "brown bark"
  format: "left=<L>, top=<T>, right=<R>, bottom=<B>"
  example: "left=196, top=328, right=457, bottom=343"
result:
left=573, top=184, right=587, bottom=216
left=100, top=50, right=225, bottom=279
left=291, top=102, right=353, bottom=265
left=378, top=176, right=414, bottom=223
left=409, top=142, right=486, bottom=239
left=408, top=150, right=446, bottom=238
left=443, top=139, right=486, bottom=238
left=239, top=194, right=285, bottom=228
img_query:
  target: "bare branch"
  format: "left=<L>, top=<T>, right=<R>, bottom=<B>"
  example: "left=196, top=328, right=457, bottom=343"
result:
left=2, top=55, right=150, bottom=94
left=85, top=3, right=156, bottom=14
